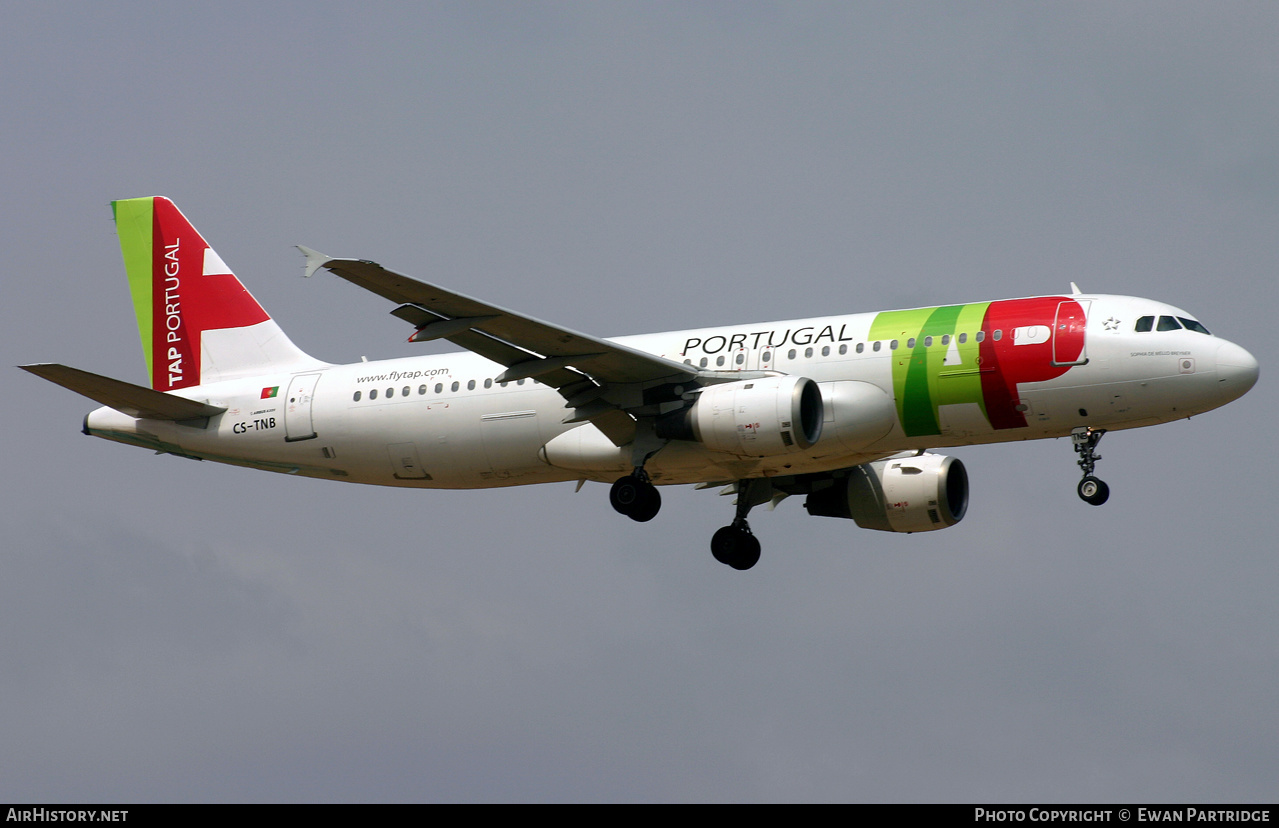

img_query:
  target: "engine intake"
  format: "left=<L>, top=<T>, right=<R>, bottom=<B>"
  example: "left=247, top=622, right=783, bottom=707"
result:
left=805, top=453, right=968, bottom=533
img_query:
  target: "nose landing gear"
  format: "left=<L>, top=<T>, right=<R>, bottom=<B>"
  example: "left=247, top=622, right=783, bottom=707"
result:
left=1072, top=427, right=1110, bottom=506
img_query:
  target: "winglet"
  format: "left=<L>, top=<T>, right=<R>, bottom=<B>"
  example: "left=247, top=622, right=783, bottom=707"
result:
left=297, top=245, right=333, bottom=280
left=1070, top=282, right=1083, bottom=295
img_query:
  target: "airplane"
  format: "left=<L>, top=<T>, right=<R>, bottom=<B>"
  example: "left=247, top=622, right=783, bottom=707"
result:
left=20, top=197, right=1259, bottom=570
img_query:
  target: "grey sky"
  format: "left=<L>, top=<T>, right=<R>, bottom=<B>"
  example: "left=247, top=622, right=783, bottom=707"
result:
left=2, top=2, right=1275, bottom=802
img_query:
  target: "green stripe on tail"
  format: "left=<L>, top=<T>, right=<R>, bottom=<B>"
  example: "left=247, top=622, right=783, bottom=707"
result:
left=111, top=197, right=156, bottom=382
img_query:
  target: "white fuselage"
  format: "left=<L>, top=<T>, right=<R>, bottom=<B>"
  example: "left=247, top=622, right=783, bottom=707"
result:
left=83, top=294, right=1258, bottom=489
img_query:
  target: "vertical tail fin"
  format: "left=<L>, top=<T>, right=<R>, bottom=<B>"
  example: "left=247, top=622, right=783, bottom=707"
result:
left=112, top=197, right=322, bottom=390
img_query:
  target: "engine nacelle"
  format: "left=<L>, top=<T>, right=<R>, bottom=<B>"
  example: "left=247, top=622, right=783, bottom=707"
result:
left=657, top=376, right=823, bottom=457
left=805, top=453, right=968, bottom=533
left=816, top=381, right=897, bottom=455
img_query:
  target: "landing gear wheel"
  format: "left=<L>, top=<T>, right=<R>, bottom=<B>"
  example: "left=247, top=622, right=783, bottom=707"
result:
left=710, top=526, right=735, bottom=565
left=610, top=474, right=661, bottom=522
left=630, top=485, right=662, bottom=522
left=711, top=524, right=761, bottom=571
left=610, top=476, right=641, bottom=515
left=1077, top=475, right=1110, bottom=506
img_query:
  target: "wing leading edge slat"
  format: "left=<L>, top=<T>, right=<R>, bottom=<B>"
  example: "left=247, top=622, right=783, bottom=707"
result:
left=301, top=251, right=698, bottom=388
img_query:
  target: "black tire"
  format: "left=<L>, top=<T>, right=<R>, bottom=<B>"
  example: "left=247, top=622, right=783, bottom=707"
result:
left=710, top=525, right=761, bottom=570
left=610, top=476, right=642, bottom=515
left=629, top=484, right=662, bottom=522
left=729, top=532, right=761, bottom=571
left=711, top=526, right=737, bottom=564
left=1078, top=476, right=1110, bottom=506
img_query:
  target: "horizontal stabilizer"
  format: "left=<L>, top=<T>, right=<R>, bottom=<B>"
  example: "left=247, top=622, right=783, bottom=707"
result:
left=19, top=364, right=227, bottom=421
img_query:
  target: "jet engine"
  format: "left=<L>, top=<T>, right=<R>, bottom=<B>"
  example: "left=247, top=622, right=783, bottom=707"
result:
left=657, top=376, right=823, bottom=457
left=805, top=453, right=968, bottom=533
left=815, top=381, right=897, bottom=455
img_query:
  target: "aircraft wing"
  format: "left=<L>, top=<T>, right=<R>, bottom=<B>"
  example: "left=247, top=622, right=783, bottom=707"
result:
left=300, top=248, right=701, bottom=444
left=300, top=248, right=696, bottom=385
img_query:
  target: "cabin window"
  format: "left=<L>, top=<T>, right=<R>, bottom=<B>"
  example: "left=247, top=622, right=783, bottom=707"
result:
left=451, top=381, right=459, bottom=392
left=976, top=331, right=985, bottom=343
left=890, top=340, right=898, bottom=350
left=907, top=338, right=916, bottom=349
left=872, top=341, right=881, bottom=352
left=762, top=351, right=771, bottom=362
left=484, top=378, right=493, bottom=388
left=353, top=391, right=362, bottom=402
left=684, top=359, right=692, bottom=366
left=992, top=330, right=1002, bottom=342
left=839, top=344, right=847, bottom=355
left=788, top=349, right=797, bottom=360
left=518, top=379, right=525, bottom=385
left=385, top=387, right=394, bottom=398
left=958, top=333, right=967, bottom=344
left=716, top=355, right=726, bottom=367
left=821, top=346, right=830, bottom=357
left=467, top=380, right=476, bottom=390
left=925, top=336, right=934, bottom=347
left=369, top=389, right=378, bottom=400
left=735, top=353, right=745, bottom=365
left=699, top=357, right=708, bottom=368
left=940, top=335, right=949, bottom=345
left=1157, top=316, right=1182, bottom=332
left=402, top=386, right=410, bottom=397
left=857, top=343, right=865, bottom=354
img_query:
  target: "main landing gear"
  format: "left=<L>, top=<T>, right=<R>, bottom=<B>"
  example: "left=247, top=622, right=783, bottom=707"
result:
left=710, top=479, right=771, bottom=571
left=711, top=523, right=761, bottom=571
left=610, top=468, right=661, bottom=522
left=609, top=472, right=768, bottom=571
left=1072, top=427, right=1110, bottom=506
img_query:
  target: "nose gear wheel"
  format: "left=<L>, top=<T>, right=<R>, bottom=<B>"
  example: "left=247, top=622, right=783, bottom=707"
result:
left=1077, top=475, right=1109, bottom=506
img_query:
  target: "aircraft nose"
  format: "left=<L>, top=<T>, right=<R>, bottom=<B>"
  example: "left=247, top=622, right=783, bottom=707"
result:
left=1215, top=340, right=1259, bottom=399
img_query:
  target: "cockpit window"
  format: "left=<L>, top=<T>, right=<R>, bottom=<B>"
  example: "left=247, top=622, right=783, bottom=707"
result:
left=1135, top=316, right=1154, bottom=332
left=1177, top=317, right=1211, bottom=335
left=1156, top=316, right=1183, bottom=332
